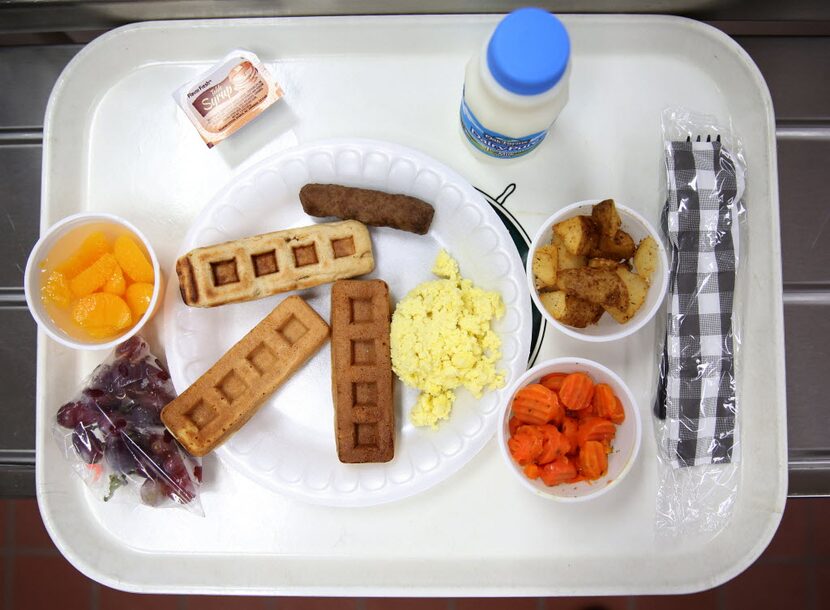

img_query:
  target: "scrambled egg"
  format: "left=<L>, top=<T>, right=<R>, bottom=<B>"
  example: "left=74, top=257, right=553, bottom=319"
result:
left=391, top=250, right=505, bottom=427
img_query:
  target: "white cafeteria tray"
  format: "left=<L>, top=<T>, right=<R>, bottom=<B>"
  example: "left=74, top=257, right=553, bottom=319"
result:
left=36, top=14, right=786, bottom=595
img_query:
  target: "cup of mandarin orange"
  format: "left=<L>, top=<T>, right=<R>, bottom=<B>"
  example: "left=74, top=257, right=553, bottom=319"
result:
left=24, top=213, right=162, bottom=350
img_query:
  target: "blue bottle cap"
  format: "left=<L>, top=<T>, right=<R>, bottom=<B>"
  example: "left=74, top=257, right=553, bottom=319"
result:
left=486, top=8, right=571, bottom=96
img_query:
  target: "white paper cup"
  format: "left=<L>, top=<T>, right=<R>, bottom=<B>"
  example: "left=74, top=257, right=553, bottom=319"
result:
left=497, top=357, right=642, bottom=502
left=527, top=200, right=669, bottom=342
left=24, top=212, right=162, bottom=351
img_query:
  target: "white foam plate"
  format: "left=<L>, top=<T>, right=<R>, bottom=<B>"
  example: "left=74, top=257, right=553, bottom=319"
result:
left=162, top=138, right=532, bottom=506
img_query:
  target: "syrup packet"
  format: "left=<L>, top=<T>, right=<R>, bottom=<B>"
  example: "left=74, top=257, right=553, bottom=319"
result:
left=175, top=49, right=283, bottom=148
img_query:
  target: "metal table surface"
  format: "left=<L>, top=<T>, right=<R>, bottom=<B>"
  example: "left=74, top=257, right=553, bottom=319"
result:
left=1, top=2, right=828, bottom=497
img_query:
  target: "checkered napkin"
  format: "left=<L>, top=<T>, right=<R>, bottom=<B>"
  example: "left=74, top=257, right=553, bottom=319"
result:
left=655, top=139, right=744, bottom=468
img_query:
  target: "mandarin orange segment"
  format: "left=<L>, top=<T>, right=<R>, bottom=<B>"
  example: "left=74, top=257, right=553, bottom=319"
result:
left=55, top=231, right=110, bottom=278
left=114, top=235, right=153, bottom=283
left=41, top=271, right=72, bottom=308
left=101, top=264, right=126, bottom=296
left=69, top=253, right=119, bottom=297
left=72, top=293, right=132, bottom=337
left=124, top=282, right=154, bottom=319
left=85, top=325, right=121, bottom=339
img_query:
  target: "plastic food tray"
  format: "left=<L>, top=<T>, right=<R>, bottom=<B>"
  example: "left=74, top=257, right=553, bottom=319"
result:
left=36, top=14, right=786, bottom=595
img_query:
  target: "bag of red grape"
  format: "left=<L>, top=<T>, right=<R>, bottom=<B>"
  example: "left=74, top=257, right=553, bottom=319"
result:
left=53, top=335, right=203, bottom=514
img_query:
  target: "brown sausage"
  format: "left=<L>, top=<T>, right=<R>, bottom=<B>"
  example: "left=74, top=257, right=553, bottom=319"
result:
left=300, top=184, right=434, bottom=235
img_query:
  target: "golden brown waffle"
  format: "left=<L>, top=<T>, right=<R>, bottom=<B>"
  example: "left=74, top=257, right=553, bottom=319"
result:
left=330, top=279, right=395, bottom=463
left=161, top=296, right=330, bottom=456
left=176, top=220, right=374, bottom=307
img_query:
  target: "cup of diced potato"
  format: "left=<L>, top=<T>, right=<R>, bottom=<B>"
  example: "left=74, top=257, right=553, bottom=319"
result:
left=24, top=212, right=162, bottom=350
left=527, top=199, right=669, bottom=342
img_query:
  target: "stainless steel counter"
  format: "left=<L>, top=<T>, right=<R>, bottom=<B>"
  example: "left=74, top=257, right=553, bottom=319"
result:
left=1, top=5, right=828, bottom=497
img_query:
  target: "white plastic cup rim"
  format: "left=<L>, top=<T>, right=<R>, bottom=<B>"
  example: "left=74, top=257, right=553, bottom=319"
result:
left=496, top=357, right=643, bottom=503
left=526, top=199, right=670, bottom=343
left=23, top=212, right=162, bottom=351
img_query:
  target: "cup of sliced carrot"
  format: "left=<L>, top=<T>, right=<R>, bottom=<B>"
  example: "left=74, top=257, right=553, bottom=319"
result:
left=497, top=357, right=641, bottom=502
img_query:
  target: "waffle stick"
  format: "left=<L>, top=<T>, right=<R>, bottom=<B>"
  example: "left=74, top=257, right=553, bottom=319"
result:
left=330, top=280, right=395, bottom=463
left=177, top=220, right=374, bottom=308
left=161, top=295, right=330, bottom=456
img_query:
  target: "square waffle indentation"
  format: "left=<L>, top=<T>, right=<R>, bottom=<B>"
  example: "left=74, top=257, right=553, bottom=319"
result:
left=349, top=297, right=374, bottom=323
left=352, top=381, right=378, bottom=406
left=246, top=343, right=277, bottom=375
left=210, top=259, right=240, bottom=286
left=351, top=339, right=376, bottom=365
left=292, top=243, right=318, bottom=267
left=354, top=422, right=378, bottom=448
left=251, top=250, right=278, bottom=277
left=278, top=315, right=308, bottom=346
left=216, top=370, right=248, bottom=403
left=185, top=400, right=218, bottom=431
left=331, top=236, right=355, bottom=258
left=352, top=405, right=380, bottom=424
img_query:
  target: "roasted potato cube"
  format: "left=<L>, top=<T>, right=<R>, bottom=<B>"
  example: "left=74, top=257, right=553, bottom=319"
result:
left=591, top=199, right=621, bottom=237
left=603, top=267, right=649, bottom=323
left=633, top=236, right=659, bottom=283
left=552, top=234, right=587, bottom=270
left=588, top=257, right=624, bottom=271
left=555, top=267, right=628, bottom=309
left=532, top=244, right=559, bottom=291
left=553, top=216, right=599, bottom=256
left=540, top=290, right=603, bottom=328
left=595, top=230, right=636, bottom=260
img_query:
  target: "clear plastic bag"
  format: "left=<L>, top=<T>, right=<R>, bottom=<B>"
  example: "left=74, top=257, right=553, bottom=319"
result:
left=53, top=335, right=203, bottom=514
left=653, top=107, right=747, bottom=537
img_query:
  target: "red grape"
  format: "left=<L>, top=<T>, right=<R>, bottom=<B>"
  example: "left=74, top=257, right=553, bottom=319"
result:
left=72, top=425, right=102, bottom=464
left=140, top=478, right=167, bottom=506
left=163, top=454, right=187, bottom=480
left=116, top=335, right=146, bottom=361
left=104, top=435, right=138, bottom=474
left=54, top=336, right=199, bottom=508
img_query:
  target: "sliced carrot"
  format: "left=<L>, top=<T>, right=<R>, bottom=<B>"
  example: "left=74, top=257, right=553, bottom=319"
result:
left=507, top=373, right=623, bottom=490
left=508, top=416, right=522, bottom=436
left=511, top=383, right=561, bottom=425
left=548, top=392, right=565, bottom=426
left=536, top=424, right=571, bottom=465
left=539, top=457, right=578, bottom=486
left=570, top=404, right=597, bottom=420
left=523, top=463, right=540, bottom=480
left=577, top=417, right=616, bottom=447
left=591, top=385, right=625, bottom=424
left=508, top=425, right=544, bottom=465
left=578, top=440, right=608, bottom=480
left=608, top=396, right=626, bottom=425
left=539, top=372, right=567, bottom=393
left=559, top=372, right=595, bottom=411
left=561, top=417, right=580, bottom=455
left=592, top=384, right=617, bottom=419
